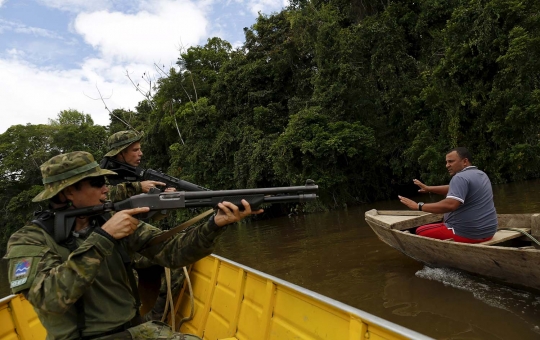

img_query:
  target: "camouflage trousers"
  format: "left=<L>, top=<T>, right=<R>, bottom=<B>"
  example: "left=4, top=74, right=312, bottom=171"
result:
left=95, top=321, right=201, bottom=340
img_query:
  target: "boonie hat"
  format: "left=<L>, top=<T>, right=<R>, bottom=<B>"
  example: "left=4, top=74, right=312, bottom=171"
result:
left=32, top=151, right=117, bottom=202
left=104, top=130, right=143, bottom=157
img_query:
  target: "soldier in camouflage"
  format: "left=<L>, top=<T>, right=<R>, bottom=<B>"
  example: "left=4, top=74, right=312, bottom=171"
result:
left=103, top=130, right=184, bottom=322
left=4, top=151, right=262, bottom=340
left=104, top=130, right=174, bottom=201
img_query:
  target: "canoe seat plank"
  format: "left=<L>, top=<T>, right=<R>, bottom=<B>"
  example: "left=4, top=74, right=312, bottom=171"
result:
left=370, top=211, right=443, bottom=231
left=480, top=228, right=530, bottom=246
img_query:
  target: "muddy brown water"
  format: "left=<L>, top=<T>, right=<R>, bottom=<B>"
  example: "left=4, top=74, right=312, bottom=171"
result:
left=2, top=180, right=540, bottom=339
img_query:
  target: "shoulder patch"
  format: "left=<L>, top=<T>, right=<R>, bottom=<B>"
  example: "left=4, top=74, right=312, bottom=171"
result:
left=10, top=258, right=33, bottom=288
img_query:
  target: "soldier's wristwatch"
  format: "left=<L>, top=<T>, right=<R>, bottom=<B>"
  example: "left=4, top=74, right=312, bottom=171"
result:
left=418, top=202, right=425, bottom=211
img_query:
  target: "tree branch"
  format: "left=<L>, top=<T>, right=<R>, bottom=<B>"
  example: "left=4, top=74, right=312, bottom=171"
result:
left=125, top=70, right=156, bottom=110
left=84, top=84, right=137, bottom=131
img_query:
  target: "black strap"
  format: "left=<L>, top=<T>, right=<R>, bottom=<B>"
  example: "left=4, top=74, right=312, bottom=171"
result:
left=100, top=157, right=144, bottom=185
left=31, top=210, right=55, bottom=235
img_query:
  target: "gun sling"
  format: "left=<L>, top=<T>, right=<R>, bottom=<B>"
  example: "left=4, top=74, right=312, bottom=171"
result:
left=146, top=209, right=215, bottom=247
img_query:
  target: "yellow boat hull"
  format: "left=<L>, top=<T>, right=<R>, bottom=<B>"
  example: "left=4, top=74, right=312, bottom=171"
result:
left=0, top=293, right=46, bottom=340
left=1, top=254, right=431, bottom=340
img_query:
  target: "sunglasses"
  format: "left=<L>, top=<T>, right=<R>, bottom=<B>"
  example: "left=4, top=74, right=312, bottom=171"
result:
left=88, top=176, right=106, bottom=188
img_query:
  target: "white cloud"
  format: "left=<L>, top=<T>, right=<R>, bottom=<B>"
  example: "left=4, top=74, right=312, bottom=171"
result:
left=0, top=19, right=62, bottom=39
left=6, top=48, right=25, bottom=57
left=74, top=0, right=208, bottom=64
left=0, top=0, right=260, bottom=133
left=237, top=0, right=289, bottom=16
left=0, top=0, right=7, bottom=8
left=0, top=56, right=150, bottom=133
left=36, top=0, right=118, bottom=13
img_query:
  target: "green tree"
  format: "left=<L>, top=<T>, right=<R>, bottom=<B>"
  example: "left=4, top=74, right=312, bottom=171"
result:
left=0, top=111, right=107, bottom=253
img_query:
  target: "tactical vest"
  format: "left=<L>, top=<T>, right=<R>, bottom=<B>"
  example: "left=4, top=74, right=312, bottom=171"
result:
left=31, top=211, right=141, bottom=340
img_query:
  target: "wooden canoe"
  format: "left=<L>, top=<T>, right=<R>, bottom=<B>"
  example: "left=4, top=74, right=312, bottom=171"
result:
left=365, top=209, right=540, bottom=292
left=1, top=254, right=431, bottom=340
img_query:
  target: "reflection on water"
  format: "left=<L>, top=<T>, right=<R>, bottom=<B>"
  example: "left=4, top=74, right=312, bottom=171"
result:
left=2, top=179, right=540, bottom=339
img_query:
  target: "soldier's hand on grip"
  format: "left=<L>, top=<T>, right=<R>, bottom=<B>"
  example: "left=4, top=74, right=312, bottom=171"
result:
left=102, top=207, right=150, bottom=239
left=141, top=180, right=167, bottom=193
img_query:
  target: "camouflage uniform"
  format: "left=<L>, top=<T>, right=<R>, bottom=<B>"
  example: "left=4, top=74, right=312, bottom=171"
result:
left=108, top=181, right=143, bottom=203
left=104, top=131, right=188, bottom=322
left=103, top=130, right=145, bottom=202
left=4, top=152, right=219, bottom=340
left=95, top=321, right=200, bottom=340
left=103, top=131, right=152, bottom=269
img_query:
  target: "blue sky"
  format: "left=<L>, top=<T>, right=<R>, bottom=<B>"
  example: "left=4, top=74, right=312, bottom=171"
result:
left=0, top=0, right=288, bottom=133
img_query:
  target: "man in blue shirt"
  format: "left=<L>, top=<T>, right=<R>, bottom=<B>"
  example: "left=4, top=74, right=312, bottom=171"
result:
left=398, top=147, right=498, bottom=243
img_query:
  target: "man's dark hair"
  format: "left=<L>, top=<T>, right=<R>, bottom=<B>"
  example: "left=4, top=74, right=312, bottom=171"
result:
left=447, top=147, right=472, bottom=163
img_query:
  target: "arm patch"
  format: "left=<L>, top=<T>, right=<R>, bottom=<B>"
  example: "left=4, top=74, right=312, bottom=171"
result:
left=5, top=245, right=48, bottom=293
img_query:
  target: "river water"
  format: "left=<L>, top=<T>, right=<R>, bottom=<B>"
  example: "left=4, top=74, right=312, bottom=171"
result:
left=2, top=180, right=540, bottom=339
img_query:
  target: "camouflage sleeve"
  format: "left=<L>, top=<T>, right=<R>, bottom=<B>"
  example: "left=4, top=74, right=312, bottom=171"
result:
left=131, top=252, right=155, bottom=268
left=126, top=216, right=226, bottom=269
left=5, top=226, right=116, bottom=314
left=107, top=181, right=143, bottom=202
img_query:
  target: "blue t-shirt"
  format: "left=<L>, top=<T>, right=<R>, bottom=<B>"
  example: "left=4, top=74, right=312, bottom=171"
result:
left=444, top=166, right=498, bottom=239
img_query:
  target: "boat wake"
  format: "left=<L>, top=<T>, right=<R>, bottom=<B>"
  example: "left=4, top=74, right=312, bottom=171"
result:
left=416, top=266, right=540, bottom=335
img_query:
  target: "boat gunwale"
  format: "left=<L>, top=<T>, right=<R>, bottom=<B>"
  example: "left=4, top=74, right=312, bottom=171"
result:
left=0, top=294, right=16, bottom=305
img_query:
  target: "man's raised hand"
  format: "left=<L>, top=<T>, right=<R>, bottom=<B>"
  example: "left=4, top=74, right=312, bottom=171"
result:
left=413, top=179, right=430, bottom=193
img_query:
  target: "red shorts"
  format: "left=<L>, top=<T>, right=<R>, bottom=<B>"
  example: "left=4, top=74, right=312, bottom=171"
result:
left=416, top=223, right=493, bottom=244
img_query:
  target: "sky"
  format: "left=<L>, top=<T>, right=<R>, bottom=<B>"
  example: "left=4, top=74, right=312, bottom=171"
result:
left=0, top=0, right=289, bottom=133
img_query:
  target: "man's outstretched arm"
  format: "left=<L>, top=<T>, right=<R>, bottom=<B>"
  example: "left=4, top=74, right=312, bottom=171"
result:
left=413, top=179, right=449, bottom=196
left=398, top=195, right=460, bottom=214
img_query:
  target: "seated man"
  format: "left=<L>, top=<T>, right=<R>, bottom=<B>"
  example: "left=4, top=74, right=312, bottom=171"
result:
left=398, top=147, right=498, bottom=243
left=5, top=151, right=262, bottom=339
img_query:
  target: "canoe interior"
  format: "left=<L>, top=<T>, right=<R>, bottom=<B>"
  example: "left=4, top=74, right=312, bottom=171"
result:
left=0, top=254, right=431, bottom=340
left=367, top=210, right=540, bottom=241
left=172, top=254, right=431, bottom=339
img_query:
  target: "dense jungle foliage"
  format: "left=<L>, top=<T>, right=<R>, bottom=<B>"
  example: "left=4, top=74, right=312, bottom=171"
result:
left=2, top=0, right=540, bottom=252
